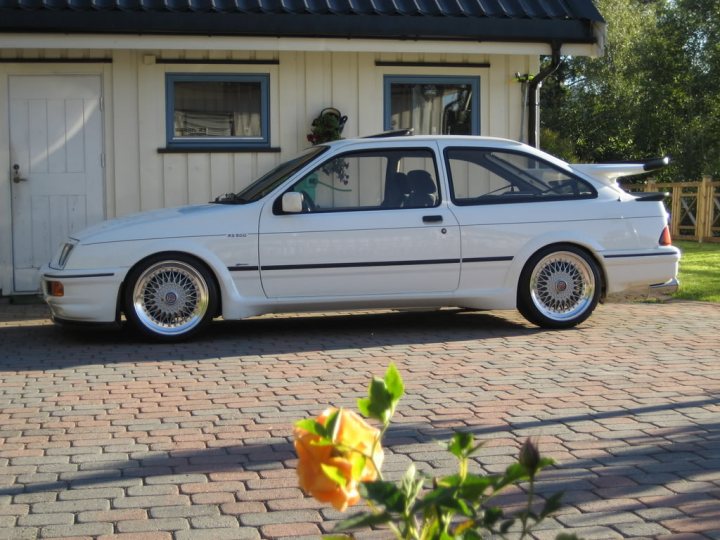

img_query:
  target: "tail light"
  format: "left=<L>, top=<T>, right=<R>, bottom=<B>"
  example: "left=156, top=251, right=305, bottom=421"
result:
left=659, top=226, right=672, bottom=246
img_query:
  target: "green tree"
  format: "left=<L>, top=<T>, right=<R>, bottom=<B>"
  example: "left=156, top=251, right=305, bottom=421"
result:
left=541, top=0, right=720, bottom=181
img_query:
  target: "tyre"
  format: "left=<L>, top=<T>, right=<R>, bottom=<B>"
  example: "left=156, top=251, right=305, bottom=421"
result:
left=123, top=254, right=218, bottom=341
left=517, top=245, right=601, bottom=328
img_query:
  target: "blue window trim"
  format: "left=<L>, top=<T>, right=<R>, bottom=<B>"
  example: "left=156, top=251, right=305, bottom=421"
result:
left=165, top=73, right=270, bottom=149
left=383, top=75, right=480, bottom=135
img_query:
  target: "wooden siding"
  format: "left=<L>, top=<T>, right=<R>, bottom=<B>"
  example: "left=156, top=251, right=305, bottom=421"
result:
left=0, top=47, right=535, bottom=294
left=1, top=48, right=534, bottom=217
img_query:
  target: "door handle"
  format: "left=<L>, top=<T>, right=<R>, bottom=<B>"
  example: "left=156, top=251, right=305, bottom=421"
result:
left=423, top=215, right=443, bottom=223
left=12, top=164, right=27, bottom=183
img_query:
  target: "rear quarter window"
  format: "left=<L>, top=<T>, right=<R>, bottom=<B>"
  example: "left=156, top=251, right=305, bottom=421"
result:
left=445, top=148, right=596, bottom=205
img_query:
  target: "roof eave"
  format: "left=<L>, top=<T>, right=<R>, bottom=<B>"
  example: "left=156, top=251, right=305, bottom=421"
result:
left=0, top=12, right=601, bottom=44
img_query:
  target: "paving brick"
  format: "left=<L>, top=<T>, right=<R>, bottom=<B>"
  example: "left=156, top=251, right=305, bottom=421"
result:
left=116, top=518, right=190, bottom=532
left=150, top=505, right=219, bottom=519
left=77, top=509, right=147, bottom=523
left=175, top=528, right=260, bottom=540
left=3, top=302, right=720, bottom=538
left=39, top=522, right=114, bottom=537
left=0, top=527, right=38, bottom=539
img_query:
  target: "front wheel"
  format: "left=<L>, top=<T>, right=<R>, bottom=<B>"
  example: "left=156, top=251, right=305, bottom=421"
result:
left=517, top=246, right=601, bottom=328
left=123, top=254, right=218, bottom=341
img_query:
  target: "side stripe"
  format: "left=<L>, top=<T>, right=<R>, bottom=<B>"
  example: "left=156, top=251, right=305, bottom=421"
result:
left=228, top=256, right=512, bottom=272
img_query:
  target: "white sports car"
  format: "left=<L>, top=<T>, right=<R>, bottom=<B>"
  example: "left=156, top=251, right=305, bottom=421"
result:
left=41, top=135, right=679, bottom=341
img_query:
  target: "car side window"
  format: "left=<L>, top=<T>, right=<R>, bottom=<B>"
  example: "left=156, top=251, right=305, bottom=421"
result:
left=286, top=149, right=439, bottom=212
left=446, top=148, right=595, bottom=205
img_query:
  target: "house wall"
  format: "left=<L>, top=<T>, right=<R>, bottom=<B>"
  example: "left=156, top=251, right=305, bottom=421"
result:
left=0, top=46, right=537, bottom=295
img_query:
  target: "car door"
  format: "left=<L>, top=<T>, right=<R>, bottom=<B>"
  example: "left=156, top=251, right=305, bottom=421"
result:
left=443, top=144, right=601, bottom=292
left=258, top=145, right=461, bottom=298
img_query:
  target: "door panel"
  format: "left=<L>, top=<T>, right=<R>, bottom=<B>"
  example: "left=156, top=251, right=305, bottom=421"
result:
left=257, top=145, right=461, bottom=298
left=258, top=207, right=461, bottom=298
left=10, top=75, right=104, bottom=292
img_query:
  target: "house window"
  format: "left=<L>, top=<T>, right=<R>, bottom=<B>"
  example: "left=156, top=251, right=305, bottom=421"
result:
left=384, top=76, right=479, bottom=136
left=166, top=74, right=269, bottom=148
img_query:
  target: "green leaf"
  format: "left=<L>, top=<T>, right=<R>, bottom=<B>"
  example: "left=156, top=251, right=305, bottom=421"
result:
left=495, top=463, right=530, bottom=490
left=459, top=474, right=496, bottom=500
left=400, top=465, right=424, bottom=510
left=412, top=485, right=456, bottom=513
left=294, top=418, right=326, bottom=438
left=350, top=453, right=366, bottom=482
left=333, top=511, right=393, bottom=531
left=554, top=535, right=582, bottom=540
left=359, top=480, right=405, bottom=513
left=357, top=397, right=373, bottom=419
left=447, top=432, right=475, bottom=459
left=384, top=363, right=404, bottom=400
left=357, top=364, right=404, bottom=423
left=324, top=409, right=341, bottom=441
left=540, top=491, right=565, bottom=518
left=358, top=378, right=394, bottom=423
left=320, top=464, right=347, bottom=487
left=463, top=531, right=482, bottom=540
left=482, top=506, right=503, bottom=527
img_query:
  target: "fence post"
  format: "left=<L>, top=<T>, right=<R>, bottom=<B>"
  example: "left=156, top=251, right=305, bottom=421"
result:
left=698, top=176, right=712, bottom=243
left=646, top=180, right=657, bottom=193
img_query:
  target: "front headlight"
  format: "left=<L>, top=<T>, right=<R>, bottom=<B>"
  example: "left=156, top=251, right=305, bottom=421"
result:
left=57, top=242, right=76, bottom=269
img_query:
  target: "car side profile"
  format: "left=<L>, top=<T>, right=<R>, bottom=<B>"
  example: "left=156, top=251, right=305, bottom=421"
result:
left=41, top=135, right=680, bottom=341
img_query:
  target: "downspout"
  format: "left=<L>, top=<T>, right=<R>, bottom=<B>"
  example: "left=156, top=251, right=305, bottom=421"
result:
left=528, top=41, right=563, bottom=148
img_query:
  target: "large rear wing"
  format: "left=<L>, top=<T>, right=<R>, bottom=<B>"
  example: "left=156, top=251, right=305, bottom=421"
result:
left=574, top=157, right=670, bottom=187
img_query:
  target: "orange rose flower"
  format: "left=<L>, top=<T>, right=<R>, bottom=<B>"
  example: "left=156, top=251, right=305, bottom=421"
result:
left=294, top=408, right=384, bottom=511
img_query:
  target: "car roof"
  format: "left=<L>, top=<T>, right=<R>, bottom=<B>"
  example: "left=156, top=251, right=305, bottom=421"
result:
left=327, top=134, right=529, bottom=149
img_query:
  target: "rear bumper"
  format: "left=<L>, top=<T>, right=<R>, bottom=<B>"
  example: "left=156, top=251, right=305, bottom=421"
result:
left=605, top=277, right=679, bottom=303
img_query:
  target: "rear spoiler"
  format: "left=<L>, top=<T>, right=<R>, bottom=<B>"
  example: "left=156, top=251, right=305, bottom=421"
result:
left=574, top=157, right=670, bottom=187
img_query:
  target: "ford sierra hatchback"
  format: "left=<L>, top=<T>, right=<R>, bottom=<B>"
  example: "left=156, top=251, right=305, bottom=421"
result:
left=41, top=135, right=680, bottom=341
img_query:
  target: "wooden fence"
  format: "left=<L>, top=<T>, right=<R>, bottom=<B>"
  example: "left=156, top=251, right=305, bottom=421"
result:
left=622, top=176, right=720, bottom=243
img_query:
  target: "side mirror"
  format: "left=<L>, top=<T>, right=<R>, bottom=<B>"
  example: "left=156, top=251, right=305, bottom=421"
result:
left=281, top=192, right=304, bottom=214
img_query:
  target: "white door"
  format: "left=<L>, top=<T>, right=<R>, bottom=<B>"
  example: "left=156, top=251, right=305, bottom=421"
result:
left=258, top=146, right=461, bottom=298
left=9, top=75, right=104, bottom=292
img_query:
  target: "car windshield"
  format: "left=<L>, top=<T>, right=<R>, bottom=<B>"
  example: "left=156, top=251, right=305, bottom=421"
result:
left=213, top=146, right=329, bottom=204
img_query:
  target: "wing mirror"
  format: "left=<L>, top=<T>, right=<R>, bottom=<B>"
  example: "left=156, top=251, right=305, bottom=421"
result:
left=281, top=192, right=304, bottom=214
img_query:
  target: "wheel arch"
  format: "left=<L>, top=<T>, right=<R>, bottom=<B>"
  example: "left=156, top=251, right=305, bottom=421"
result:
left=120, top=250, right=224, bottom=317
left=511, top=239, right=608, bottom=306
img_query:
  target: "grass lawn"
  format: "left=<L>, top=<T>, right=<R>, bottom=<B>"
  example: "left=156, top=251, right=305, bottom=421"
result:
left=673, top=240, right=720, bottom=303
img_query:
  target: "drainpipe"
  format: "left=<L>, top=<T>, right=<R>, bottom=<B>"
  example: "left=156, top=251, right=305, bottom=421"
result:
left=528, top=41, right=563, bottom=149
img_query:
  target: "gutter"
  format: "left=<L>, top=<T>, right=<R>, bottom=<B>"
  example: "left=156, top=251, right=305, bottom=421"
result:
left=527, top=41, right=563, bottom=148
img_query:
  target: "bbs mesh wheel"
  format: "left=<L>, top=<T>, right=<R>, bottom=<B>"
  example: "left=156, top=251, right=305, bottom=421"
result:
left=124, top=254, right=217, bottom=341
left=517, top=245, right=601, bottom=328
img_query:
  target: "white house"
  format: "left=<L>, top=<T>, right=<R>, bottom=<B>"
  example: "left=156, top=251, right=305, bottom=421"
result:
left=0, top=0, right=605, bottom=295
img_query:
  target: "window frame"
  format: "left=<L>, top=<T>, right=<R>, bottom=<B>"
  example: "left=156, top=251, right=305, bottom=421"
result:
left=383, top=75, right=481, bottom=135
left=165, top=73, right=270, bottom=150
left=444, top=147, right=598, bottom=206
left=275, top=147, right=442, bottom=215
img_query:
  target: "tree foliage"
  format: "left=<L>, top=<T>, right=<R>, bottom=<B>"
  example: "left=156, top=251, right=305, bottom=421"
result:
left=541, top=0, right=720, bottom=181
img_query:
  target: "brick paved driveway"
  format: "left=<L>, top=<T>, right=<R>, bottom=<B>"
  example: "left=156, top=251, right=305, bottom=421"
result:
left=0, top=301, right=718, bottom=539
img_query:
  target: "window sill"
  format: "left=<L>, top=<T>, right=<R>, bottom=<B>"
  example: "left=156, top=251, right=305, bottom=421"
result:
left=158, top=146, right=281, bottom=154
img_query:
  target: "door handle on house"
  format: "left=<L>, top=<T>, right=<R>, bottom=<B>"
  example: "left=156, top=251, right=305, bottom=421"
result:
left=12, top=164, right=27, bottom=183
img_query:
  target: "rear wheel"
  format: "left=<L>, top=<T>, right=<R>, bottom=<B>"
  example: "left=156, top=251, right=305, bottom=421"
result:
left=517, top=245, right=601, bottom=328
left=124, top=254, right=217, bottom=341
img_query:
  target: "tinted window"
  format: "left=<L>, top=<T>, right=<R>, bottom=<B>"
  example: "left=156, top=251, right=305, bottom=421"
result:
left=287, top=149, right=439, bottom=212
left=446, top=148, right=595, bottom=205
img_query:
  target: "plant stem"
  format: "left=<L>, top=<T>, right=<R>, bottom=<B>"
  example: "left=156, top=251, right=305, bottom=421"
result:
left=520, top=476, right=535, bottom=538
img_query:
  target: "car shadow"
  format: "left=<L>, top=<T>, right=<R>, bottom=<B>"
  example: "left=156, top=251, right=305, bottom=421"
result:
left=0, top=309, right=551, bottom=370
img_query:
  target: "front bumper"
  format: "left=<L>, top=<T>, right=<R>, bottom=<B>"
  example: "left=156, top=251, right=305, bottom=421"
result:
left=41, top=266, right=124, bottom=323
